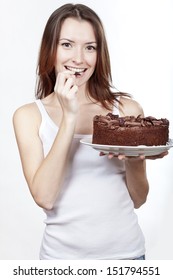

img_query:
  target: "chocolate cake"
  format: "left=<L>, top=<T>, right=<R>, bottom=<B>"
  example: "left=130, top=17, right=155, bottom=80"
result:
left=92, top=113, right=169, bottom=146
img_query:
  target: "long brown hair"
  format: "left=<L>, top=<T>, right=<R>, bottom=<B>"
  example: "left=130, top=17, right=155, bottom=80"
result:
left=36, top=3, right=129, bottom=109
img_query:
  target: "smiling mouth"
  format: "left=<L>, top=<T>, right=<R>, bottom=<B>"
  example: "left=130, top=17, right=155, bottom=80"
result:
left=65, top=66, right=86, bottom=76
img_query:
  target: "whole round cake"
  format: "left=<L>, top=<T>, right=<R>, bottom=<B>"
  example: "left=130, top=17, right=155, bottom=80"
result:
left=92, top=113, right=169, bottom=146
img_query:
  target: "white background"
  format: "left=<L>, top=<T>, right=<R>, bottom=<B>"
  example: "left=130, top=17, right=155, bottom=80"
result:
left=0, top=0, right=172, bottom=260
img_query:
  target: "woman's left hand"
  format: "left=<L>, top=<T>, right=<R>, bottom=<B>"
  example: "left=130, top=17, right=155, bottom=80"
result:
left=99, top=151, right=169, bottom=160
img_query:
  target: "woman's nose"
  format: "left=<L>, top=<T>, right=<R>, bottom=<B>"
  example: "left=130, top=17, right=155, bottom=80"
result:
left=72, top=47, right=84, bottom=64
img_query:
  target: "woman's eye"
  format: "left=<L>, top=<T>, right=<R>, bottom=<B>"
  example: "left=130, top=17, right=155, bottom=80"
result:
left=61, top=42, right=71, bottom=48
left=86, top=45, right=96, bottom=51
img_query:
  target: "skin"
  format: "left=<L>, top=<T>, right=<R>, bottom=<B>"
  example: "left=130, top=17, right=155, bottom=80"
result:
left=13, top=18, right=168, bottom=210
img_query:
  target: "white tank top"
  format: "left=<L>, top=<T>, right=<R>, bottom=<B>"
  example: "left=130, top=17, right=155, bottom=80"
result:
left=35, top=99, right=145, bottom=260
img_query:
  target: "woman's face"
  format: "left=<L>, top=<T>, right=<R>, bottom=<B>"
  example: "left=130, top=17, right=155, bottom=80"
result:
left=55, top=17, right=97, bottom=87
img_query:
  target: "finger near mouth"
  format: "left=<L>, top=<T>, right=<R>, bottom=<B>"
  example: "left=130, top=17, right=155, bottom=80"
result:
left=74, top=72, right=81, bottom=76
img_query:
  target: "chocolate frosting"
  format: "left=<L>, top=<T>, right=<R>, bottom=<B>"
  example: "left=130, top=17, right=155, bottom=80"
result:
left=94, top=113, right=169, bottom=129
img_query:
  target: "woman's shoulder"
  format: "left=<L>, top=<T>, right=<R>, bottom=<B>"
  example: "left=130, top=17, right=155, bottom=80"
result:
left=119, top=96, right=144, bottom=117
left=13, top=101, right=41, bottom=127
left=14, top=101, right=35, bottom=110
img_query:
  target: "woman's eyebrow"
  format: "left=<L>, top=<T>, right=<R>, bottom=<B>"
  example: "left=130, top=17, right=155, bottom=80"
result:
left=59, top=38, right=97, bottom=44
left=85, top=41, right=97, bottom=45
left=59, top=38, right=74, bottom=42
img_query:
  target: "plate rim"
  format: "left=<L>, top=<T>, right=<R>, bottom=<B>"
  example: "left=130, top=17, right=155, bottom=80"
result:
left=80, top=138, right=173, bottom=156
left=80, top=138, right=173, bottom=150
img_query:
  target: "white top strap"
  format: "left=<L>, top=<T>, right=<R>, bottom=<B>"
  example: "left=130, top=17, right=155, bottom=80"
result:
left=35, top=99, right=47, bottom=117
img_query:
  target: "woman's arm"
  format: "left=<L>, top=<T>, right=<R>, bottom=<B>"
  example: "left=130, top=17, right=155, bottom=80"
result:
left=13, top=104, right=76, bottom=210
left=124, top=158, right=149, bottom=208
left=13, top=72, right=78, bottom=210
left=119, top=97, right=149, bottom=208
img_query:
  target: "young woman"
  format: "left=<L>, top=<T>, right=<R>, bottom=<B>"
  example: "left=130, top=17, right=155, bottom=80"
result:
left=13, top=3, right=167, bottom=260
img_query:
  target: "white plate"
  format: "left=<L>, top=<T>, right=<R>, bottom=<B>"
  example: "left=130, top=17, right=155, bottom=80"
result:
left=80, top=138, right=173, bottom=157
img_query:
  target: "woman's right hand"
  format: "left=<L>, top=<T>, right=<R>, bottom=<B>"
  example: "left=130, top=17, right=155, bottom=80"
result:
left=54, top=71, right=79, bottom=118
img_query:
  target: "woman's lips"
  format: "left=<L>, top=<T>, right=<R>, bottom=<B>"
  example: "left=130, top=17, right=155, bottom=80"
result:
left=65, top=66, right=86, bottom=75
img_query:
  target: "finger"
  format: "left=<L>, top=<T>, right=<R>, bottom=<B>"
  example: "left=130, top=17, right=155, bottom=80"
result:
left=145, top=151, right=169, bottom=160
left=139, top=155, right=145, bottom=160
left=99, top=152, right=106, bottom=156
left=63, top=77, right=75, bottom=92
left=54, top=71, right=75, bottom=93
left=99, top=152, right=115, bottom=158
left=161, top=151, right=169, bottom=156
left=68, top=84, right=78, bottom=98
left=108, top=153, right=115, bottom=159
left=118, top=154, right=126, bottom=160
left=118, top=154, right=145, bottom=161
left=58, top=70, right=76, bottom=78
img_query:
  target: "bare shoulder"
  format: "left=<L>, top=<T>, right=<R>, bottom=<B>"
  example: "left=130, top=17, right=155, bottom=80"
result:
left=119, top=96, right=144, bottom=117
left=13, top=102, right=41, bottom=129
left=13, top=102, right=39, bottom=118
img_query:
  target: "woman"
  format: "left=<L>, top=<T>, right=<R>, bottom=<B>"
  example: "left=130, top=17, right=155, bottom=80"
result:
left=13, top=3, right=167, bottom=259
